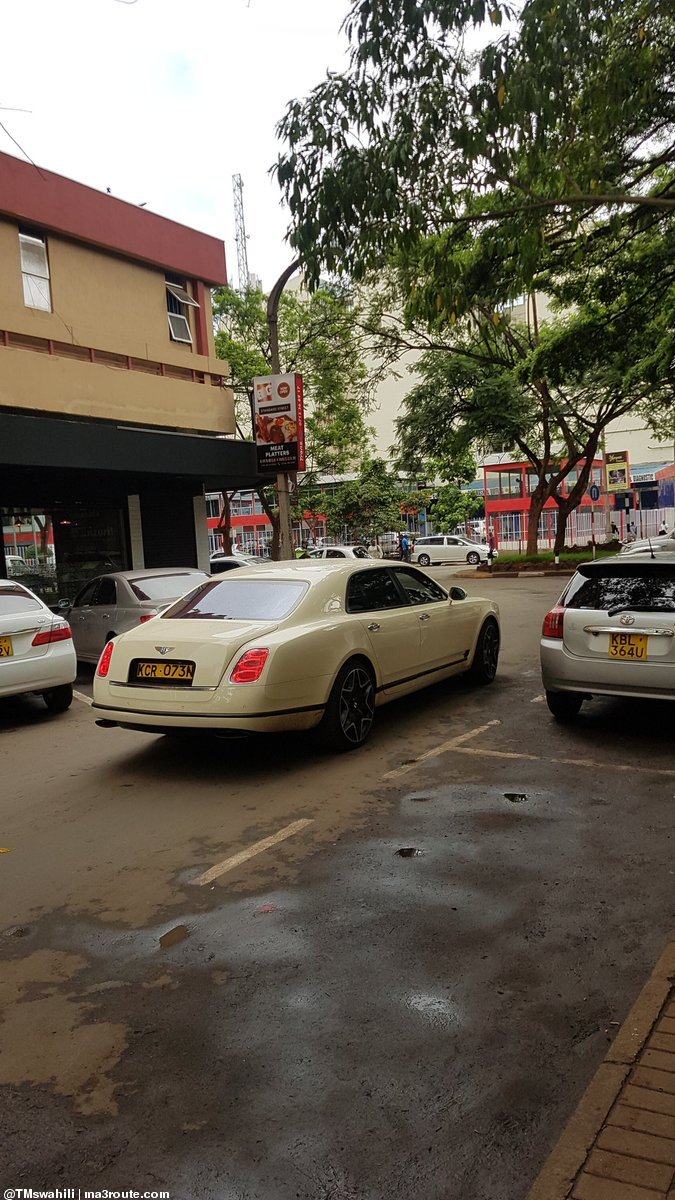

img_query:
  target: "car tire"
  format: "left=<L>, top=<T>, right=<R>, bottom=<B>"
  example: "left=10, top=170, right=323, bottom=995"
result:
left=417, top=553, right=431, bottom=567
left=468, top=618, right=500, bottom=684
left=467, top=551, right=480, bottom=565
left=318, top=658, right=376, bottom=752
left=546, top=690, right=583, bottom=722
left=42, top=683, right=73, bottom=714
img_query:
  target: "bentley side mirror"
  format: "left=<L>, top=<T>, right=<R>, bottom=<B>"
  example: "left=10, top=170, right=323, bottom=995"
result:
left=450, top=586, right=467, bottom=601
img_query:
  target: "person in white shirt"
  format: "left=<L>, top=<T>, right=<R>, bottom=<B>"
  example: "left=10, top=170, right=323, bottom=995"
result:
left=368, top=541, right=383, bottom=558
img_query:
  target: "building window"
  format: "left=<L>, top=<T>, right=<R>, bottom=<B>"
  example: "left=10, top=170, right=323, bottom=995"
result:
left=166, top=277, right=198, bottom=344
left=498, top=469, right=523, bottom=497
left=19, top=230, right=52, bottom=312
left=205, top=494, right=221, bottom=519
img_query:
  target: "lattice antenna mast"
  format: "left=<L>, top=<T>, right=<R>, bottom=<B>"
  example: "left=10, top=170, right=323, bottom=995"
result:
left=232, top=173, right=250, bottom=294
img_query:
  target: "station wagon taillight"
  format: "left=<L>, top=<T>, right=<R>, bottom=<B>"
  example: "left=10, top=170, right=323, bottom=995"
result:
left=97, top=641, right=115, bottom=677
left=32, top=623, right=73, bottom=646
left=542, top=606, right=565, bottom=639
left=230, top=647, right=269, bottom=683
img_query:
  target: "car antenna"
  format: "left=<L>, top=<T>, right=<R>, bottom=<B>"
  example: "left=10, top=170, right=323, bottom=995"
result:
left=647, top=536, right=656, bottom=560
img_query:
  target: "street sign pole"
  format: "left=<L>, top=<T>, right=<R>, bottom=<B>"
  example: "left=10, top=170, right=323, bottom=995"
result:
left=267, top=260, right=301, bottom=561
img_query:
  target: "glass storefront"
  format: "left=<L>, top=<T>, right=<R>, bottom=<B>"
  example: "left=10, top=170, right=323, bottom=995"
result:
left=2, top=504, right=127, bottom=609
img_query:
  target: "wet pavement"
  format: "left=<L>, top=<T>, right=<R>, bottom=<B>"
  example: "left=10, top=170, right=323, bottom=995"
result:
left=1, top=575, right=674, bottom=1199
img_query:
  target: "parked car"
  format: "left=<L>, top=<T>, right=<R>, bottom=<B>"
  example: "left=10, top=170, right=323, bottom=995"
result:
left=209, top=553, right=261, bottom=574
left=411, top=535, right=496, bottom=567
left=620, top=532, right=675, bottom=557
left=309, top=545, right=373, bottom=560
left=67, top=568, right=210, bottom=662
left=5, top=554, right=31, bottom=577
left=92, top=561, right=500, bottom=750
left=0, top=580, right=76, bottom=712
left=541, top=553, right=675, bottom=720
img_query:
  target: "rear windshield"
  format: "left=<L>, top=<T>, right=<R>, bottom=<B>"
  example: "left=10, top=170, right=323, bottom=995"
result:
left=0, top=584, right=43, bottom=615
left=564, top=564, right=675, bottom=612
left=163, top=578, right=308, bottom=621
left=129, top=572, right=206, bottom=601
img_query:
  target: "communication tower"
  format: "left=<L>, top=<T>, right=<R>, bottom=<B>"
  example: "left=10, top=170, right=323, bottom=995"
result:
left=232, top=173, right=250, bottom=293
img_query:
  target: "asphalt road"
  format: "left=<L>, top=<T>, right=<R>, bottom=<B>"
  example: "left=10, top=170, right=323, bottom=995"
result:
left=1, top=572, right=674, bottom=1200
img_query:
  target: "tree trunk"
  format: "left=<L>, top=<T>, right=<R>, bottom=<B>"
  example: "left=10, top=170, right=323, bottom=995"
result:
left=553, top=503, right=569, bottom=556
left=526, top=486, right=547, bottom=555
left=256, top=486, right=281, bottom=560
left=216, top=492, right=233, bottom=555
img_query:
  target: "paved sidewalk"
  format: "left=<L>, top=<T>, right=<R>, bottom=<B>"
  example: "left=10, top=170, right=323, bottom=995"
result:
left=529, top=943, right=675, bottom=1200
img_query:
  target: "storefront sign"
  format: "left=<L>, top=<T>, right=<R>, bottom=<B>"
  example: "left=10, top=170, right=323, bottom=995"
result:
left=605, top=450, right=630, bottom=493
left=252, top=373, right=306, bottom=474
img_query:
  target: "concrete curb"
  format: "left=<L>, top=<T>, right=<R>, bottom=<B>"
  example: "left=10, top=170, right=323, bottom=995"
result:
left=527, top=941, right=675, bottom=1200
left=455, top=570, right=574, bottom=581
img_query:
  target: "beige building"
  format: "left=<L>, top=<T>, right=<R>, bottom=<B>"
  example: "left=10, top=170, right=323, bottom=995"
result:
left=0, top=151, right=260, bottom=598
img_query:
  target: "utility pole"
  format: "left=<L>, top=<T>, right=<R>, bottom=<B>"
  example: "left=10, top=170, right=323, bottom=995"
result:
left=267, top=259, right=301, bottom=560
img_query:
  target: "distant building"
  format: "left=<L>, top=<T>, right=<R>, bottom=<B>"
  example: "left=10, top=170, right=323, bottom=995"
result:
left=0, top=151, right=260, bottom=600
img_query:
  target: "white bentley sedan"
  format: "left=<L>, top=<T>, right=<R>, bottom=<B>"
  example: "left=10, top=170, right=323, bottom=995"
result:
left=92, top=561, right=500, bottom=750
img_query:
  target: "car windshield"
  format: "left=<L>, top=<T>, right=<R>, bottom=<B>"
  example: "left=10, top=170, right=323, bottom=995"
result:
left=163, top=578, right=309, bottom=621
left=564, top=564, right=675, bottom=612
left=352, top=547, right=371, bottom=559
left=129, top=572, right=207, bottom=601
left=0, top=584, right=43, bottom=615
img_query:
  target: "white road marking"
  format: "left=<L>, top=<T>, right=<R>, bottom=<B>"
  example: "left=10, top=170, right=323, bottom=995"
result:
left=434, top=743, right=675, bottom=778
left=530, top=695, right=544, bottom=703
left=73, top=689, right=93, bottom=706
left=383, top=720, right=501, bottom=780
left=193, top=818, right=314, bottom=887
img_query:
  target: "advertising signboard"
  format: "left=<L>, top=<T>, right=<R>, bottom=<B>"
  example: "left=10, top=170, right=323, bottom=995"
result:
left=605, top=450, right=630, bottom=493
left=252, top=373, right=306, bottom=474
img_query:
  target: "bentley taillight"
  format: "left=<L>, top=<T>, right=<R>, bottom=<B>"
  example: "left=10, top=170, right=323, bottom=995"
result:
left=230, top=647, right=269, bottom=683
left=97, top=641, right=115, bottom=677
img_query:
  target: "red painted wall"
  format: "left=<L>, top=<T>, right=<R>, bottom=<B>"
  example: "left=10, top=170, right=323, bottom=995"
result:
left=0, top=151, right=227, bottom=285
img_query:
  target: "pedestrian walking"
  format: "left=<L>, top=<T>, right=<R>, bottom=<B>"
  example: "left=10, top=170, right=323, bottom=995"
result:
left=368, top=540, right=383, bottom=558
left=400, top=531, right=411, bottom=563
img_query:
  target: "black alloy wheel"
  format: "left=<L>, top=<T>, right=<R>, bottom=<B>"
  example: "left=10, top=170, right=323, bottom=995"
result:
left=320, top=660, right=376, bottom=751
left=469, top=618, right=500, bottom=684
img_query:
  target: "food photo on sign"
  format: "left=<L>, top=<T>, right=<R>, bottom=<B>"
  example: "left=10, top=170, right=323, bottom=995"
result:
left=252, top=373, right=305, bottom=473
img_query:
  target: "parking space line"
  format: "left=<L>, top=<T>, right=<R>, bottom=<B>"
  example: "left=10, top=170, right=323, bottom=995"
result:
left=446, top=744, right=675, bottom=778
left=193, top=818, right=314, bottom=886
left=73, top=689, right=93, bottom=706
left=383, top=720, right=501, bottom=780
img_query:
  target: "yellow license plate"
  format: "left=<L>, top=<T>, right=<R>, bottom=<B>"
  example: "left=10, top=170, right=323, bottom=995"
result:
left=131, top=660, right=195, bottom=685
left=608, top=632, right=648, bottom=660
left=0, top=636, right=13, bottom=658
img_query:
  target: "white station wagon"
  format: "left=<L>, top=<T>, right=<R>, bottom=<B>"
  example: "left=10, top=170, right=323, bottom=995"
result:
left=93, top=561, right=500, bottom=751
left=411, top=535, right=494, bottom=567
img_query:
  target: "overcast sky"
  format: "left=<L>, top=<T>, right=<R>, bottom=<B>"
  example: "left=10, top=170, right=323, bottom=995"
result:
left=0, top=0, right=350, bottom=287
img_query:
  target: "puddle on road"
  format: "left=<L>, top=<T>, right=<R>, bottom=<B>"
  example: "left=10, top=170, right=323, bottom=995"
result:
left=504, top=792, right=528, bottom=804
left=396, top=847, right=423, bottom=858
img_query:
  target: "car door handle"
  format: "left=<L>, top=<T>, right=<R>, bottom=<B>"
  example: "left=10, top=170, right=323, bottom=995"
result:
left=367, top=622, right=381, bottom=631
left=419, top=613, right=431, bottom=621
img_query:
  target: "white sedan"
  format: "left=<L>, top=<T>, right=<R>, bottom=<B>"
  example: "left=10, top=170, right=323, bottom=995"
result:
left=92, top=561, right=500, bottom=750
left=0, top=580, right=76, bottom=712
left=308, top=545, right=372, bottom=559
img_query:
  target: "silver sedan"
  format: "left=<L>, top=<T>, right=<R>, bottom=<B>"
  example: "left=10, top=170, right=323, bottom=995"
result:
left=67, top=568, right=210, bottom=663
left=540, top=553, right=675, bottom=720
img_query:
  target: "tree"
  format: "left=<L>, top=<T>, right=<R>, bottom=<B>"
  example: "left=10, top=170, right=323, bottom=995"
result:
left=323, top=459, right=406, bottom=543
left=276, top=0, right=674, bottom=292
left=213, top=283, right=377, bottom=555
left=275, top=0, right=675, bottom=552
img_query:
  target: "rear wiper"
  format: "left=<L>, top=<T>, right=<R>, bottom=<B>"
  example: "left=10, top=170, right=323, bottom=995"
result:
left=607, top=601, right=675, bottom=616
